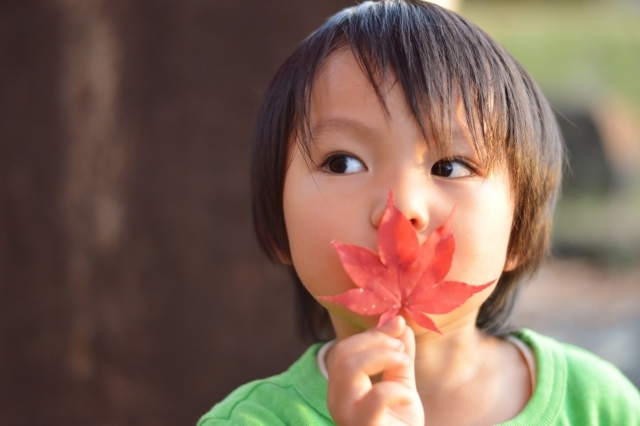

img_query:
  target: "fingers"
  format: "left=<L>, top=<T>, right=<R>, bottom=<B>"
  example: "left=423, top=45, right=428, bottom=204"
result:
left=327, top=332, right=410, bottom=406
left=376, top=314, right=406, bottom=339
left=335, top=345, right=410, bottom=379
left=326, top=315, right=420, bottom=425
left=382, top=319, right=417, bottom=389
left=327, top=316, right=412, bottom=384
left=353, top=381, right=415, bottom=422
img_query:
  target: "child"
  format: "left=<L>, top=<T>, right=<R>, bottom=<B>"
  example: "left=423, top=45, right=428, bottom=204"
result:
left=200, top=1, right=640, bottom=424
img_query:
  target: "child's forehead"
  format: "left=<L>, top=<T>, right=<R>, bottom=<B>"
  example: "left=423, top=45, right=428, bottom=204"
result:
left=305, top=49, right=489, bottom=156
left=310, top=51, right=396, bottom=129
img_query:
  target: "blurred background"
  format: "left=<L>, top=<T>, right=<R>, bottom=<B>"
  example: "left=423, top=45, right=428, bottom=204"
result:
left=0, top=0, right=638, bottom=424
left=461, top=0, right=640, bottom=389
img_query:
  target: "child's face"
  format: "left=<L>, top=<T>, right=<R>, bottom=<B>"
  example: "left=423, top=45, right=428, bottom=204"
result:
left=283, top=50, right=515, bottom=337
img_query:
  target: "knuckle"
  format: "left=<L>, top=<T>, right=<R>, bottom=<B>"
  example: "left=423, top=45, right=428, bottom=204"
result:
left=340, top=355, right=360, bottom=373
left=367, top=385, right=387, bottom=406
left=365, top=330, right=387, bottom=341
left=367, top=330, right=398, bottom=347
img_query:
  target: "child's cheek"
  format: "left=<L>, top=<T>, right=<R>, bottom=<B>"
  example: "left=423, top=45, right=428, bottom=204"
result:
left=288, top=233, right=349, bottom=300
left=282, top=170, right=355, bottom=306
left=447, top=176, right=515, bottom=285
left=287, top=217, right=384, bottom=332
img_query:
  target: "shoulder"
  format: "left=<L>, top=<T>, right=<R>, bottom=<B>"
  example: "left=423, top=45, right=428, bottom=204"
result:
left=197, top=376, right=294, bottom=426
left=560, top=337, right=640, bottom=405
left=516, top=329, right=640, bottom=424
left=197, top=343, right=333, bottom=426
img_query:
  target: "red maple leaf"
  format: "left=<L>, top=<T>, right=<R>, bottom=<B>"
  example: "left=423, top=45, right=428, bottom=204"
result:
left=318, top=191, right=494, bottom=334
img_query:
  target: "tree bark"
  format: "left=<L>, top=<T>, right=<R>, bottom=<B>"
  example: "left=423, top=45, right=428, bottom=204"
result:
left=0, top=1, right=352, bottom=424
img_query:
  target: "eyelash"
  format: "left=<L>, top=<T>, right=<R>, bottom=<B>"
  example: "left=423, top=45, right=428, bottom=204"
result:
left=320, top=153, right=366, bottom=174
left=431, top=157, right=477, bottom=178
left=319, top=153, right=477, bottom=177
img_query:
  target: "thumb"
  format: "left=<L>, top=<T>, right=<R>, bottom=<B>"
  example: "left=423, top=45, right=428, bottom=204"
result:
left=382, top=316, right=417, bottom=390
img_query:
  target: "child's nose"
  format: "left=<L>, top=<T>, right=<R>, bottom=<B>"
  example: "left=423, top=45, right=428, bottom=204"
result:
left=370, top=186, right=429, bottom=233
left=395, top=192, right=429, bottom=232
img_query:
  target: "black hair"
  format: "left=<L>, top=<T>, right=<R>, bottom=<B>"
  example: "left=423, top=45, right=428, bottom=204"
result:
left=252, top=0, right=564, bottom=342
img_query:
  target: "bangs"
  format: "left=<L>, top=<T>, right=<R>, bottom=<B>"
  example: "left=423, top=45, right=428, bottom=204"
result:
left=288, top=0, right=531, bottom=174
left=252, top=0, right=564, bottom=339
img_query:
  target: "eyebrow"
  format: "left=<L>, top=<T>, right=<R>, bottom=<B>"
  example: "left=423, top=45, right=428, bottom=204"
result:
left=311, top=117, right=377, bottom=140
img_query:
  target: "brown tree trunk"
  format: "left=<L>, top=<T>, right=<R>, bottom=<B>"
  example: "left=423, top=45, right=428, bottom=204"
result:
left=0, top=1, right=352, bottom=424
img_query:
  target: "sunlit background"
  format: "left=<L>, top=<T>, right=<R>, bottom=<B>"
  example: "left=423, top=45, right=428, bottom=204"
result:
left=460, top=0, right=640, bottom=387
left=0, top=0, right=638, bottom=424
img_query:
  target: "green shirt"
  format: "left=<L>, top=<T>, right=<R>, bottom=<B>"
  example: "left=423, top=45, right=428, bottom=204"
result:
left=199, top=329, right=640, bottom=425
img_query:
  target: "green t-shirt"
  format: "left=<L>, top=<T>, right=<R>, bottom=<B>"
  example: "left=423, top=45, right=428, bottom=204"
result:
left=198, top=329, right=640, bottom=425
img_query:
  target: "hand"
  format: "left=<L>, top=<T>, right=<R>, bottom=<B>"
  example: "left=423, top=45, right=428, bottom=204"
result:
left=326, top=316, right=424, bottom=426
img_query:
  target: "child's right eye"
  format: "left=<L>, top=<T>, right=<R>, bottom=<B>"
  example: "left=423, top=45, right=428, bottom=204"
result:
left=321, top=154, right=366, bottom=175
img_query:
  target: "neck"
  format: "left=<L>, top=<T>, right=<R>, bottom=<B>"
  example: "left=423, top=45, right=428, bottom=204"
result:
left=327, top=312, right=529, bottom=424
left=330, top=310, right=495, bottom=393
left=413, top=315, right=491, bottom=392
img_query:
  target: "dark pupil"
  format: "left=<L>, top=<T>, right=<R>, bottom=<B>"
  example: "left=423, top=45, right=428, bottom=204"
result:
left=432, top=161, right=453, bottom=177
left=328, top=156, right=348, bottom=173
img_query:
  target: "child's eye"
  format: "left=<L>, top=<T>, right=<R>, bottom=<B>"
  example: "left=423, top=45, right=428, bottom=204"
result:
left=322, top=153, right=366, bottom=175
left=431, top=158, right=473, bottom=178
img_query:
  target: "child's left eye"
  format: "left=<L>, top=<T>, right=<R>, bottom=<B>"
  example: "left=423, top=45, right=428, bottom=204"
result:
left=431, top=158, right=473, bottom=178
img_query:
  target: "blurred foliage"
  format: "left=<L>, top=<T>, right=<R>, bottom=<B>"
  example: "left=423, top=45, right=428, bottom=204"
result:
left=553, top=182, right=640, bottom=264
left=463, top=0, right=640, bottom=265
left=462, top=0, right=640, bottom=109
left=480, top=0, right=592, bottom=2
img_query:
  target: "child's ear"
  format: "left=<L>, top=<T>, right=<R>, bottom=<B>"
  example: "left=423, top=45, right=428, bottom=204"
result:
left=504, top=255, right=519, bottom=272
